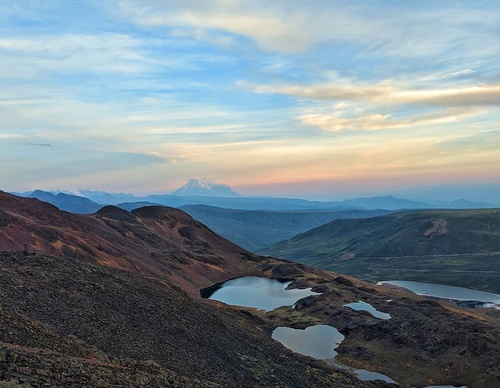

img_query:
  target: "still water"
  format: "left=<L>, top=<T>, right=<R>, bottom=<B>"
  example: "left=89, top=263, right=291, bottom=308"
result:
left=272, top=326, right=397, bottom=383
left=354, top=369, right=397, bottom=384
left=205, top=276, right=320, bottom=311
left=344, top=300, right=391, bottom=320
left=204, top=276, right=401, bottom=384
left=272, top=325, right=344, bottom=359
left=378, top=280, right=500, bottom=306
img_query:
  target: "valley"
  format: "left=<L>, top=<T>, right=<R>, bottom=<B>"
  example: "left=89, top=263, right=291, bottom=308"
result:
left=258, top=209, right=500, bottom=293
left=1, top=191, right=499, bottom=387
left=4, top=1, right=500, bottom=386
left=177, top=205, right=390, bottom=251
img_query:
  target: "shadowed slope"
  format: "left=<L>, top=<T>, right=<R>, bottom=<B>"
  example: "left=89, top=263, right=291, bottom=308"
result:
left=178, top=205, right=391, bottom=251
left=259, top=209, right=500, bottom=292
left=27, top=190, right=103, bottom=214
left=0, top=251, right=372, bottom=388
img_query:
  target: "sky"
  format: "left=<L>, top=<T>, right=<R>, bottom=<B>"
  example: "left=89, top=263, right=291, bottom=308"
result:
left=1, top=0, right=500, bottom=200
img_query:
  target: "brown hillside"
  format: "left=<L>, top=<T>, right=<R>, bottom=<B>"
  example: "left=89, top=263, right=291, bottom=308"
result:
left=0, top=251, right=374, bottom=388
left=1, top=191, right=499, bottom=387
left=0, top=191, right=259, bottom=295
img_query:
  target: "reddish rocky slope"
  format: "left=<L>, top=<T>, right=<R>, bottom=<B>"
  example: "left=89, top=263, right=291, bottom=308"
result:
left=0, top=191, right=259, bottom=295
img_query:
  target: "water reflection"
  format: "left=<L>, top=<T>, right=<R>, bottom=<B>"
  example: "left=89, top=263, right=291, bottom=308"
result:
left=205, top=276, right=320, bottom=311
left=378, top=280, right=500, bottom=306
left=344, top=300, right=391, bottom=320
left=354, top=369, right=397, bottom=384
left=272, top=325, right=344, bottom=359
left=424, top=386, right=467, bottom=388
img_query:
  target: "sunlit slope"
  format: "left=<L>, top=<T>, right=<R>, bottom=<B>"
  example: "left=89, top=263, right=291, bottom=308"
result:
left=259, top=209, right=500, bottom=292
left=0, top=191, right=257, bottom=295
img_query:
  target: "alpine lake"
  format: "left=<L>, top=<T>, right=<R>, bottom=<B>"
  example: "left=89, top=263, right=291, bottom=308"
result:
left=202, top=276, right=396, bottom=384
left=201, top=276, right=490, bottom=386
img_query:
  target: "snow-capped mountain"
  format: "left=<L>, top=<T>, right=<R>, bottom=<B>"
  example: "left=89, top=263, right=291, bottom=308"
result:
left=171, top=178, right=240, bottom=197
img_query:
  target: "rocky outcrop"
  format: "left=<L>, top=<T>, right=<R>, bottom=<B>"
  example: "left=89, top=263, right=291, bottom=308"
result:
left=0, top=192, right=260, bottom=295
left=0, top=251, right=377, bottom=388
left=267, top=276, right=500, bottom=388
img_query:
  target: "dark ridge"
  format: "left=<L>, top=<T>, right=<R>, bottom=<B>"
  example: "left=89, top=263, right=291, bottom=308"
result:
left=95, top=205, right=139, bottom=223
left=0, top=191, right=60, bottom=213
left=132, top=205, right=193, bottom=221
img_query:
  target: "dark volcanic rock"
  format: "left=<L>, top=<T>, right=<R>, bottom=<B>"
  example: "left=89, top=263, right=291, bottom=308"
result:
left=288, top=284, right=500, bottom=388
left=0, top=251, right=374, bottom=388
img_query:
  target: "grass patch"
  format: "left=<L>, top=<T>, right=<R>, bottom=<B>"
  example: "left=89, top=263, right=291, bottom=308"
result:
left=485, top=311, right=500, bottom=319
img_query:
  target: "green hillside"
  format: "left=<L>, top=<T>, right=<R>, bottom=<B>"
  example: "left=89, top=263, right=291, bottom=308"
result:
left=180, top=205, right=390, bottom=251
left=258, top=209, right=500, bottom=293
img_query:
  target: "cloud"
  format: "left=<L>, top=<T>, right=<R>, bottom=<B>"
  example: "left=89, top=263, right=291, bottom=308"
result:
left=118, top=0, right=500, bottom=61
left=0, top=34, right=158, bottom=77
left=396, top=84, right=500, bottom=107
left=26, top=143, right=53, bottom=147
left=299, top=108, right=485, bottom=133
left=2, top=1, right=500, bottom=195
left=0, top=134, right=24, bottom=139
left=118, top=0, right=308, bottom=53
left=241, top=80, right=500, bottom=107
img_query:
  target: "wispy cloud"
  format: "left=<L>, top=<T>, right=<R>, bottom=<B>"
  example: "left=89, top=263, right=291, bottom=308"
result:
left=118, top=0, right=500, bottom=66
left=0, top=33, right=194, bottom=79
left=299, top=107, right=485, bottom=133
left=26, top=143, right=53, bottom=147
left=0, top=134, right=25, bottom=139
left=241, top=80, right=500, bottom=107
left=1, top=0, right=499, bottom=195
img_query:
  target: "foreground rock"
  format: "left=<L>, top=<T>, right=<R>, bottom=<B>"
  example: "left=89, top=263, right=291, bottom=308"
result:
left=1, top=191, right=498, bottom=387
left=267, top=275, right=500, bottom=388
left=0, top=251, right=376, bottom=387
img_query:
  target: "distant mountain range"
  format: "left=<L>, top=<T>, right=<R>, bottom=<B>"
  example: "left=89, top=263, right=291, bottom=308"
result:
left=340, top=195, right=433, bottom=210
left=398, top=182, right=500, bottom=206
left=258, top=209, right=500, bottom=293
left=176, top=205, right=391, bottom=251
left=172, top=178, right=241, bottom=197
left=2, top=191, right=500, bottom=387
left=16, top=184, right=500, bottom=217
left=28, top=190, right=102, bottom=214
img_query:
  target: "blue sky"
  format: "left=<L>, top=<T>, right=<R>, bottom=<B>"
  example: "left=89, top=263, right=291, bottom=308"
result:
left=1, top=0, right=499, bottom=199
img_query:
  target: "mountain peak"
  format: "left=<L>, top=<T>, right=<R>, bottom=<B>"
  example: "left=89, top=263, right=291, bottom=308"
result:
left=171, top=178, right=240, bottom=197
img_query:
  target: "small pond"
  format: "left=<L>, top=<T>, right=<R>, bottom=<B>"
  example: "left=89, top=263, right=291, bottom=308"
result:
left=272, top=325, right=344, bottom=359
left=424, top=386, right=467, bottom=388
left=344, top=300, right=391, bottom=320
left=202, top=276, right=320, bottom=311
left=378, top=280, right=500, bottom=308
left=273, top=326, right=397, bottom=383
left=204, top=277, right=401, bottom=384
left=354, top=369, right=397, bottom=384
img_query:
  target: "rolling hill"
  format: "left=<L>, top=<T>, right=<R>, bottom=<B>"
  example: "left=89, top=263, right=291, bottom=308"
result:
left=258, top=209, right=500, bottom=293
left=0, top=191, right=257, bottom=295
left=178, top=205, right=391, bottom=251
left=1, top=191, right=499, bottom=387
left=0, top=191, right=371, bottom=387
